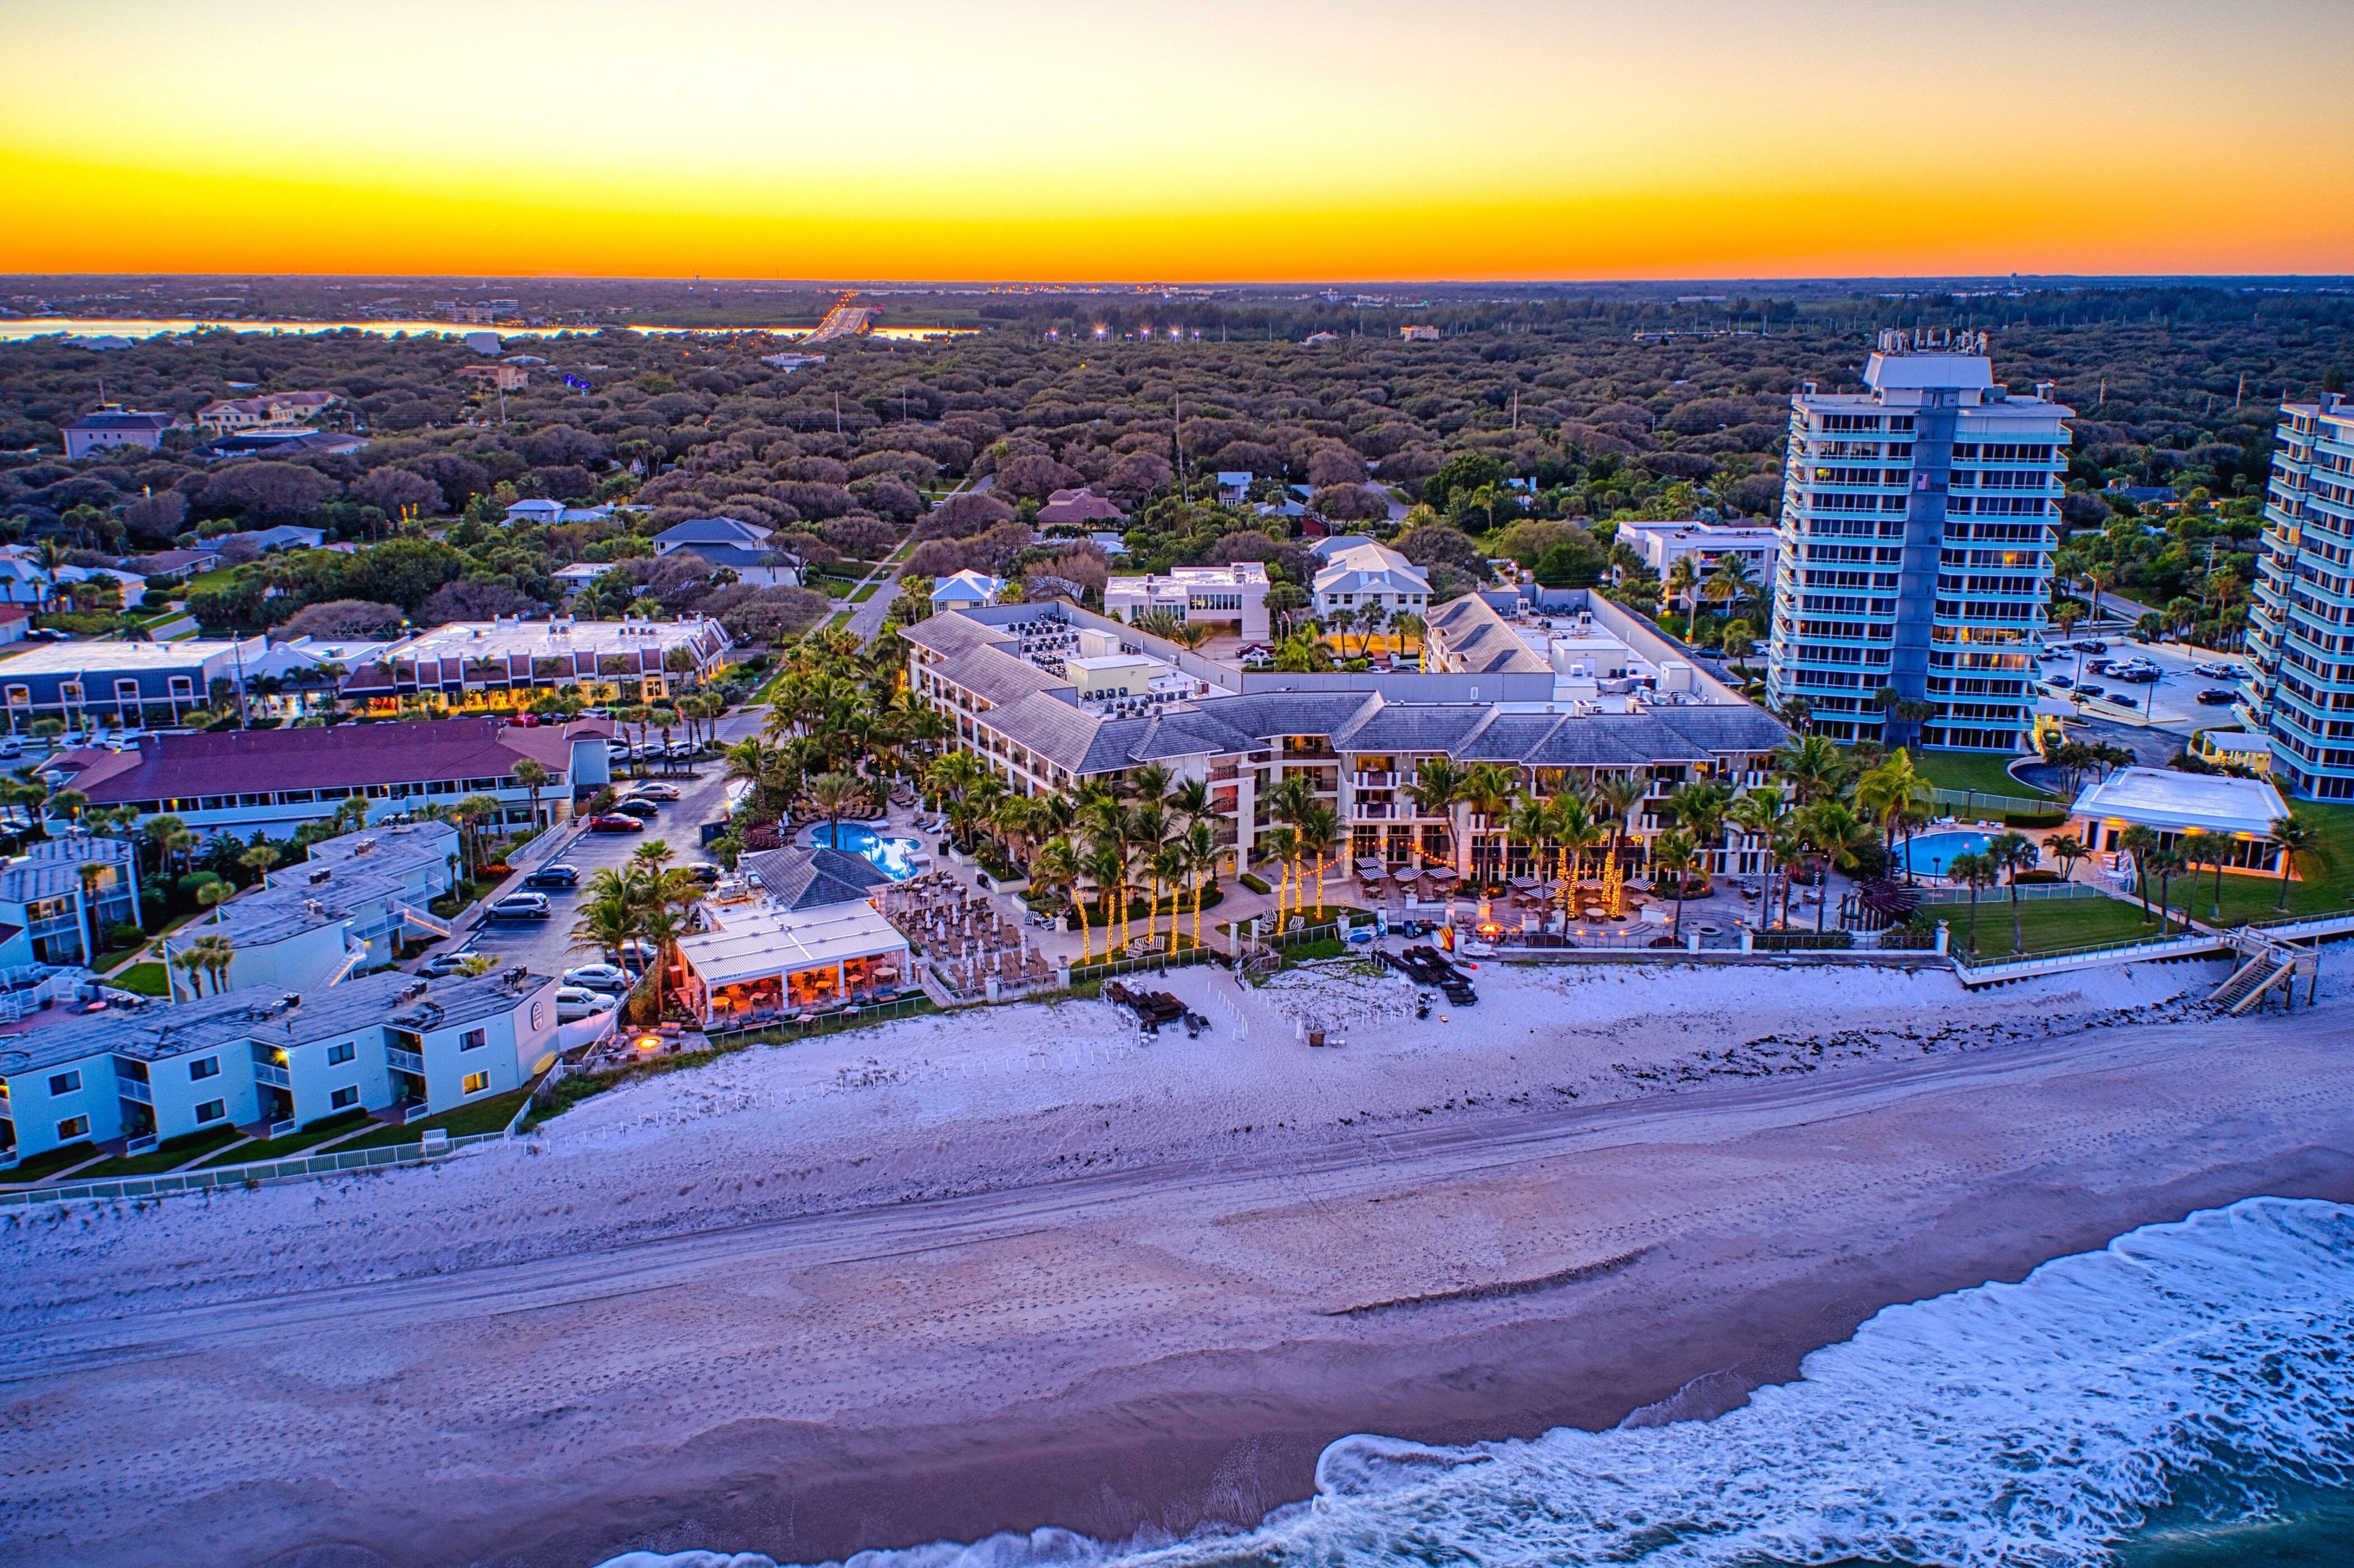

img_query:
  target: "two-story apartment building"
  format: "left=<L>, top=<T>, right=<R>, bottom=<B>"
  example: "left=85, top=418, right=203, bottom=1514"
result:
left=1615, top=519, right=1781, bottom=596
left=0, top=835, right=142, bottom=968
left=161, top=821, right=460, bottom=1000
left=194, top=390, right=340, bottom=435
left=0, top=637, right=270, bottom=733
left=41, top=717, right=611, bottom=840
left=0, top=966, right=559, bottom=1163
left=338, top=617, right=730, bottom=714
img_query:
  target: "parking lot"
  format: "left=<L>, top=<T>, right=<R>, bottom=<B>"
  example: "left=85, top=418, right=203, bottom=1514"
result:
left=2038, top=636, right=2248, bottom=736
left=427, top=749, right=748, bottom=987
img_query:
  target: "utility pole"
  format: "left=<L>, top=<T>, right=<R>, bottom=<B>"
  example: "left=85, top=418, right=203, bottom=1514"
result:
left=834, top=392, right=842, bottom=438
left=1174, top=390, right=1186, bottom=504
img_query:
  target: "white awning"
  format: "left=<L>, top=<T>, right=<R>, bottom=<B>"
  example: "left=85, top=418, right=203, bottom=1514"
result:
left=2070, top=766, right=2288, bottom=839
left=676, top=899, right=909, bottom=989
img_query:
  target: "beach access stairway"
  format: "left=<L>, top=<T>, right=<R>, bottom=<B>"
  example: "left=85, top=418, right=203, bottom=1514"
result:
left=2210, top=928, right=2317, bottom=1014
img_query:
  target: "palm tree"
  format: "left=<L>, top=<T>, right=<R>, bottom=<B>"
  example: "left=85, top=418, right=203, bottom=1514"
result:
left=1507, top=792, right=1555, bottom=896
left=1728, top=785, right=1791, bottom=924
left=1797, top=800, right=1872, bottom=934
left=2178, top=829, right=2226, bottom=921
left=1296, top=802, right=1343, bottom=919
left=172, top=943, right=210, bottom=999
left=512, top=758, right=552, bottom=831
left=1081, top=837, right=1129, bottom=958
left=2041, top=832, right=2090, bottom=883
left=2269, top=813, right=2326, bottom=912
left=569, top=891, right=644, bottom=970
left=1854, top=750, right=1932, bottom=859
left=1663, top=555, right=1699, bottom=640
left=188, top=934, right=236, bottom=998
left=1664, top=780, right=1731, bottom=891
left=1945, top=850, right=1995, bottom=954
left=2117, top=824, right=2158, bottom=925
left=638, top=904, right=687, bottom=1019
left=1260, top=825, right=1300, bottom=926
left=2147, top=842, right=2187, bottom=935
left=804, top=771, right=863, bottom=849
left=1179, top=818, right=1219, bottom=946
left=1772, top=734, right=1849, bottom=807
left=1593, top=772, right=1649, bottom=864
left=1032, top=835, right=1083, bottom=958
left=1985, top=830, right=2039, bottom=953
left=1404, top=756, right=1465, bottom=870
left=1702, top=554, right=1754, bottom=630
left=1458, top=762, right=1519, bottom=885
left=1650, top=829, right=1696, bottom=940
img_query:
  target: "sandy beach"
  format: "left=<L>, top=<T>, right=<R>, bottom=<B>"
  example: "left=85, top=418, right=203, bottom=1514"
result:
left=6, top=954, right=2353, bottom=1568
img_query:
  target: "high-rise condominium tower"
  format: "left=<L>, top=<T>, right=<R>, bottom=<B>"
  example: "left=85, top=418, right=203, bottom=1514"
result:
left=2245, top=392, right=2354, bottom=798
left=1767, top=330, right=2071, bottom=752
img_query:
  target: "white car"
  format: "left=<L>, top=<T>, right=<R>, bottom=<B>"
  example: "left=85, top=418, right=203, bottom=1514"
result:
left=554, top=985, right=611, bottom=1022
left=563, top=962, right=636, bottom=992
left=626, top=782, right=682, bottom=801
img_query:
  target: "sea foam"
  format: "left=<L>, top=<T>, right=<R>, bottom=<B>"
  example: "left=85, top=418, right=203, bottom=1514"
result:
left=598, top=1195, right=2354, bottom=1568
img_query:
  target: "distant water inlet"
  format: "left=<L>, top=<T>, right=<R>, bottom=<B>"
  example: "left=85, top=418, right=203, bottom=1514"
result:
left=0, top=318, right=977, bottom=343
left=599, top=1196, right=2354, bottom=1568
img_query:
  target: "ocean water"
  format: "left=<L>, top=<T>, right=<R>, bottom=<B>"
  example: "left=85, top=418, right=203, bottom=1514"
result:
left=599, top=1197, right=2354, bottom=1568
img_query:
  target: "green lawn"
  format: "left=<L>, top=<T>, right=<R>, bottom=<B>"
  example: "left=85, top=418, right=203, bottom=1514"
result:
left=2187, top=799, right=2354, bottom=927
left=850, top=582, right=880, bottom=603
left=196, top=1108, right=371, bottom=1166
left=110, top=961, right=170, bottom=997
left=182, top=566, right=243, bottom=596
left=75, top=1125, right=246, bottom=1178
left=1908, top=750, right=2052, bottom=801
left=1946, top=894, right=2173, bottom=962
left=1, top=1143, right=103, bottom=1183
left=339, top=1086, right=533, bottom=1149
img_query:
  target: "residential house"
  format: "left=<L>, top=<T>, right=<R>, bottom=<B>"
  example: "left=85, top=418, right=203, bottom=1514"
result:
left=1400, top=325, right=1440, bottom=341
left=247, top=524, right=327, bottom=552
left=663, top=542, right=802, bottom=588
left=1214, top=471, right=1254, bottom=505
left=1037, top=487, right=1127, bottom=529
left=195, top=391, right=339, bottom=435
left=61, top=407, right=172, bottom=459
left=0, top=967, right=559, bottom=1164
left=1309, top=537, right=1430, bottom=621
left=0, top=607, right=27, bottom=647
left=929, top=571, right=1005, bottom=612
left=455, top=363, right=527, bottom=392
left=651, top=517, right=774, bottom=557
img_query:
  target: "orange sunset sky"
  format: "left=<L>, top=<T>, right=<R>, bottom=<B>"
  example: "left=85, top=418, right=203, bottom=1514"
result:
left=6, top=0, right=2352, bottom=281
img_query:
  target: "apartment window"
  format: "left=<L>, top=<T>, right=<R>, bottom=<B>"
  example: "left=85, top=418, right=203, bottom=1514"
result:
left=60, top=681, right=83, bottom=703
left=460, top=1028, right=486, bottom=1052
left=3, top=686, right=25, bottom=707
left=55, top=1115, right=88, bottom=1141
left=327, top=1041, right=356, bottom=1066
left=194, top=1099, right=226, bottom=1124
left=114, top=679, right=140, bottom=704
left=330, top=1085, right=359, bottom=1109
left=48, top=1070, right=80, bottom=1095
left=462, top=1070, right=490, bottom=1095
left=189, top=1056, right=219, bottom=1081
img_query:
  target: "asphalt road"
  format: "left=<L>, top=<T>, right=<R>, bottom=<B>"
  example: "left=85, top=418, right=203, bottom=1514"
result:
left=2040, top=636, right=2247, bottom=735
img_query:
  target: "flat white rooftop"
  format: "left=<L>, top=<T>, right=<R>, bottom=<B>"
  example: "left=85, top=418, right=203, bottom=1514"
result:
left=385, top=618, right=721, bottom=661
left=2071, top=766, right=2288, bottom=839
left=677, top=899, right=908, bottom=989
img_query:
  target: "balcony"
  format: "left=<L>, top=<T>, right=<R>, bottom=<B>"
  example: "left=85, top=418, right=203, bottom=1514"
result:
left=253, top=1063, right=292, bottom=1090
left=387, top=1047, right=425, bottom=1075
left=1353, top=804, right=1397, bottom=821
left=116, top=1078, right=153, bottom=1106
left=1351, top=771, right=1398, bottom=788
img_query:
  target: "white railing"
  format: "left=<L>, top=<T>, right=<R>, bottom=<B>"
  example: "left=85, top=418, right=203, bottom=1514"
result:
left=253, top=1063, right=291, bottom=1090
left=116, top=1079, right=153, bottom=1105
left=0, top=1130, right=510, bottom=1209
left=386, top=1047, right=425, bottom=1073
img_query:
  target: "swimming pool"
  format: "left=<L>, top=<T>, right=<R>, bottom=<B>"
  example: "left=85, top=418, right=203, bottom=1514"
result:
left=1902, top=829, right=1994, bottom=877
left=807, top=822, right=924, bottom=880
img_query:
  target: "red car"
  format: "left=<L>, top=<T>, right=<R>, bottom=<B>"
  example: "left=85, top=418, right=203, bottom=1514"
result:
left=587, top=813, right=645, bottom=832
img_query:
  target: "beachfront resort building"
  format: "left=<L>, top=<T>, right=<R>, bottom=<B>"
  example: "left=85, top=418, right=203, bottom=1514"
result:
left=40, top=716, right=611, bottom=839
left=0, top=637, right=270, bottom=733
left=0, top=967, right=559, bottom=1165
left=2244, top=392, right=2354, bottom=799
left=1766, top=330, right=2070, bottom=753
left=903, top=597, right=1786, bottom=882
left=1103, top=562, right=1271, bottom=641
left=337, top=617, right=730, bottom=713
left=2068, top=766, right=2293, bottom=874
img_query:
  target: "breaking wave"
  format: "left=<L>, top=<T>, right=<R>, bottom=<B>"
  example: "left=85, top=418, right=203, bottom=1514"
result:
left=598, top=1196, right=2354, bottom=1568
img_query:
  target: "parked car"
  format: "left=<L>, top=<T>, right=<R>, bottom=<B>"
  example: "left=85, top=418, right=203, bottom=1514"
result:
left=2076, top=639, right=2109, bottom=653
left=564, top=962, right=636, bottom=992
left=2044, top=674, right=2073, bottom=689
left=625, top=782, right=682, bottom=801
left=420, top=951, right=490, bottom=978
left=554, top=985, right=611, bottom=1022
left=0, top=739, right=21, bottom=759
left=2077, top=684, right=2108, bottom=700
left=665, top=740, right=699, bottom=760
left=2194, top=661, right=2238, bottom=679
left=524, top=863, right=581, bottom=889
left=689, top=862, right=722, bottom=883
left=484, top=892, right=552, bottom=921
left=2196, top=688, right=2239, bottom=705
left=613, top=798, right=660, bottom=820
left=587, top=813, right=646, bottom=832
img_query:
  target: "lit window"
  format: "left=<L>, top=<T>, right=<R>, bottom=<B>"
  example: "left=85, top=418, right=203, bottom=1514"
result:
left=194, top=1100, right=225, bottom=1124
left=462, top=1071, right=490, bottom=1095
left=55, top=1116, right=88, bottom=1141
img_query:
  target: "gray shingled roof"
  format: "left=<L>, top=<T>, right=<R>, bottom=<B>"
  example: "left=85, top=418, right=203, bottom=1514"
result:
left=1428, top=595, right=1551, bottom=674
left=738, top=845, right=888, bottom=910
